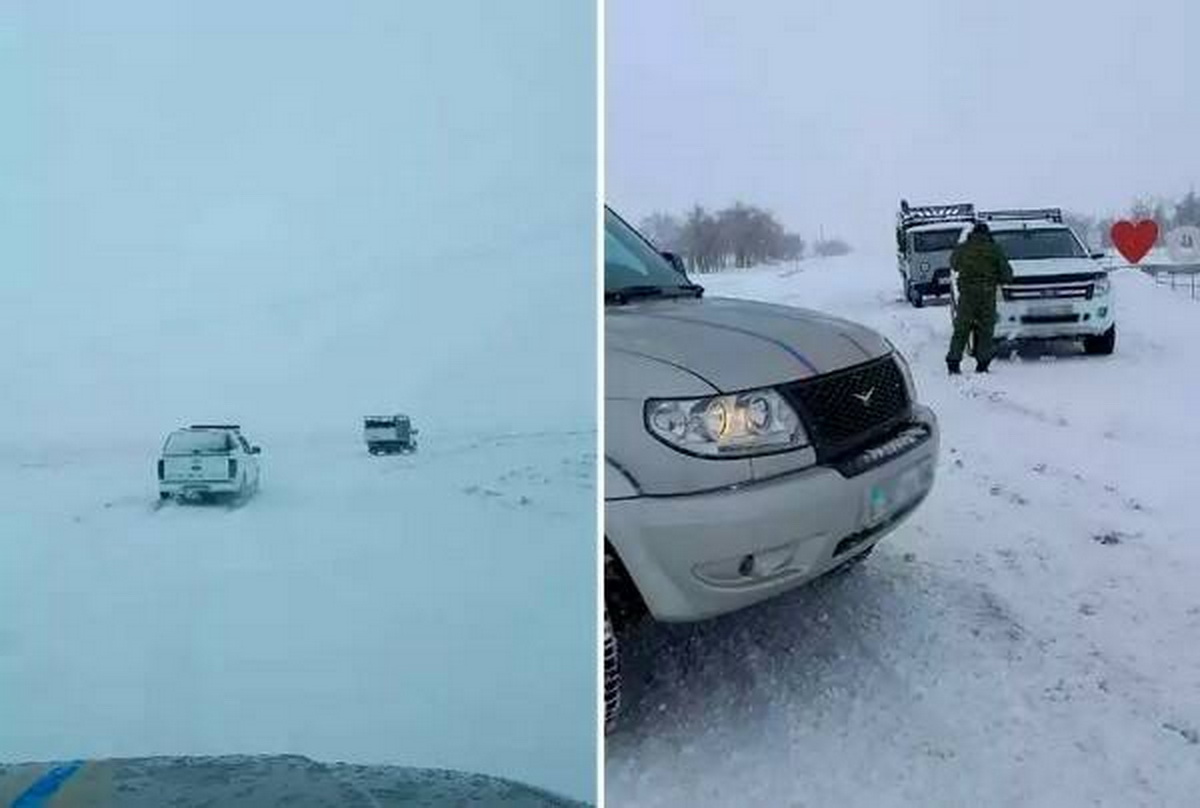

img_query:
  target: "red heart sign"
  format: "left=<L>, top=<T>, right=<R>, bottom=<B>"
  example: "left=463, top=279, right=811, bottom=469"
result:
left=1110, top=219, right=1159, bottom=264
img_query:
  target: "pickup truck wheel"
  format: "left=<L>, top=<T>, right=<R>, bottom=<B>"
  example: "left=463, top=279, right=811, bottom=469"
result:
left=604, top=608, right=621, bottom=734
left=159, top=492, right=171, bottom=501
left=1083, top=325, right=1116, bottom=355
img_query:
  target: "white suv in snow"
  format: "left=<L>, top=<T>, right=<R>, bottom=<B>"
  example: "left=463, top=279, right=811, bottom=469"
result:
left=157, top=424, right=262, bottom=502
left=952, top=208, right=1116, bottom=356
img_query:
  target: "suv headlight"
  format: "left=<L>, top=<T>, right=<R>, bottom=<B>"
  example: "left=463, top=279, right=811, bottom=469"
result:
left=1093, top=275, right=1111, bottom=295
left=645, top=388, right=808, bottom=458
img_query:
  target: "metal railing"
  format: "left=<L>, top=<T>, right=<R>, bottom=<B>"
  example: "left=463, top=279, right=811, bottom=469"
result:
left=1139, top=263, right=1200, bottom=299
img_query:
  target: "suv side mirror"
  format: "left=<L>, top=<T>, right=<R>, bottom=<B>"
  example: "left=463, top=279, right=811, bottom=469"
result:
left=250, top=446, right=261, bottom=455
left=660, top=251, right=688, bottom=275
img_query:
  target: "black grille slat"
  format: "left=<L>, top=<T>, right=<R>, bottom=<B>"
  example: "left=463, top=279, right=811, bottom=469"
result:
left=1020, top=313, right=1080, bottom=324
left=1003, top=285, right=1092, bottom=301
left=782, top=356, right=911, bottom=462
left=1003, top=272, right=1103, bottom=286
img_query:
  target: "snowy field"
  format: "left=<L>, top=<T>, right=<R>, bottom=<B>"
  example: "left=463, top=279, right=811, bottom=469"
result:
left=0, top=424, right=595, bottom=801
left=0, top=248, right=597, bottom=801
left=606, top=254, right=1200, bottom=807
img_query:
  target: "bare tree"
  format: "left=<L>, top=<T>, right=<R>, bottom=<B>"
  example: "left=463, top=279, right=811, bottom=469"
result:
left=640, top=202, right=808, bottom=272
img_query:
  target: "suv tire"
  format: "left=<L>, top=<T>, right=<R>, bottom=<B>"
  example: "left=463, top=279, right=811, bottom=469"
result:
left=1083, top=325, right=1116, bottom=355
left=604, top=608, right=621, bottom=734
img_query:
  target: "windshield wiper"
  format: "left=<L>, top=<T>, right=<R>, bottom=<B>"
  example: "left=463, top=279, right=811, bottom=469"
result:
left=605, top=283, right=704, bottom=305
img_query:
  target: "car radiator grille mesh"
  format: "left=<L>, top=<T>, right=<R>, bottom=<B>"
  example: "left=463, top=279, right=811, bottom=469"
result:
left=781, top=355, right=911, bottom=462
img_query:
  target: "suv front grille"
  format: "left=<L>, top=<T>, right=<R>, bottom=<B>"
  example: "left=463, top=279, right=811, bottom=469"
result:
left=781, top=355, right=911, bottom=462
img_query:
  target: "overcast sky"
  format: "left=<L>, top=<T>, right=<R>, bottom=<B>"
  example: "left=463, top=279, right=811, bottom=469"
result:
left=607, top=0, right=1200, bottom=251
left=1, top=0, right=595, bottom=437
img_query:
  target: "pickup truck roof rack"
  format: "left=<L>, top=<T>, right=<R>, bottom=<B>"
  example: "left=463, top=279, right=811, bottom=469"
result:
left=977, top=208, right=1063, bottom=224
left=189, top=424, right=241, bottom=430
left=898, top=200, right=976, bottom=230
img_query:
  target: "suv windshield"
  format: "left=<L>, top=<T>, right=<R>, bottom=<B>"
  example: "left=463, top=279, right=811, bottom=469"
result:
left=993, top=228, right=1087, bottom=260
left=912, top=228, right=963, bottom=253
left=164, top=431, right=231, bottom=454
left=605, top=208, right=692, bottom=294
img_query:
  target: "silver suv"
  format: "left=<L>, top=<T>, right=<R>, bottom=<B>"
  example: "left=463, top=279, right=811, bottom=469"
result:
left=603, top=208, right=940, bottom=730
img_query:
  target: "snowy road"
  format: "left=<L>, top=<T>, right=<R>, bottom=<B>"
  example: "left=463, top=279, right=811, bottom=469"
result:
left=606, top=256, right=1200, bottom=807
left=0, top=427, right=596, bottom=802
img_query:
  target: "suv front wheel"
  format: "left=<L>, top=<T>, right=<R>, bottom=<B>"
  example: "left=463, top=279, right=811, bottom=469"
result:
left=1083, top=325, right=1116, bottom=355
left=604, top=608, right=621, bottom=734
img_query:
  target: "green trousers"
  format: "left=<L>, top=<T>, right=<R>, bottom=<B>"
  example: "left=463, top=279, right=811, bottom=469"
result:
left=947, top=288, right=998, bottom=364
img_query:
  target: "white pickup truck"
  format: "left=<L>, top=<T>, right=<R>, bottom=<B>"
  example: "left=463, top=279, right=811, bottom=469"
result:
left=950, top=208, right=1116, bottom=356
left=157, top=424, right=261, bottom=502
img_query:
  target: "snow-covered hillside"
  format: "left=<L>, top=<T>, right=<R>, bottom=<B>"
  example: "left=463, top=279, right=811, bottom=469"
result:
left=606, top=255, right=1200, bottom=807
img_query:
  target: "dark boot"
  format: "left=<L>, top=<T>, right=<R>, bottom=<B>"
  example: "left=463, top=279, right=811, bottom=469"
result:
left=976, top=360, right=990, bottom=373
left=947, top=359, right=961, bottom=375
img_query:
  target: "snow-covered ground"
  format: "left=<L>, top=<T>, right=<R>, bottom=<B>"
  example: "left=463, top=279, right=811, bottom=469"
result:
left=606, top=254, right=1200, bottom=807
left=0, top=424, right=596, bottom=801
left=0, top=255, right=596, bottom=801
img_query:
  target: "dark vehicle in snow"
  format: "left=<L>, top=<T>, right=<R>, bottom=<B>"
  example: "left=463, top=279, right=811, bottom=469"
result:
left=364, top=414, right=419, bottom=455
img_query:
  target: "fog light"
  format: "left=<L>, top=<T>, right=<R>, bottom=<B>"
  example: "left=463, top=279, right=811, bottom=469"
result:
left=1083, top=314, right=1091, bottom=321
left=1098, top=306, right=1108, bottom=317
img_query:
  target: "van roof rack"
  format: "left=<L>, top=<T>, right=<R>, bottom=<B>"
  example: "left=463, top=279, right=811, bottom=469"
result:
left=977, top=208, right=1063, bottom=223
left=189, top=424, right=241, bottom=430
left=898, top=201, right=976, bottom=229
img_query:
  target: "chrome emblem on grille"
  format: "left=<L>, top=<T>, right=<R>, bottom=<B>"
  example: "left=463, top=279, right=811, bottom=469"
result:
left=852, top=387, right=876, bottom=406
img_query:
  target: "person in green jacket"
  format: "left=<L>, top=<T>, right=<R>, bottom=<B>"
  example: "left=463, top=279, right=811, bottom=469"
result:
left=947, top=221, right=1013, bottom=374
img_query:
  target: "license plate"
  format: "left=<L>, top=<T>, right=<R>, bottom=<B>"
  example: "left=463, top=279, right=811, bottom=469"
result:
left=866, top=459, right=934, bottom=526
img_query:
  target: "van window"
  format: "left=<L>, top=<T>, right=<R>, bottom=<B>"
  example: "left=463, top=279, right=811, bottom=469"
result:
left=912, top=229, right=963, bottom=253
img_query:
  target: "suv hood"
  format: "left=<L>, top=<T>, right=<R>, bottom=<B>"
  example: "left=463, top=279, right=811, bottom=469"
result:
left=606, top=295, right=891, bottom=391
left=1008, top=256, right=1105, bottom=279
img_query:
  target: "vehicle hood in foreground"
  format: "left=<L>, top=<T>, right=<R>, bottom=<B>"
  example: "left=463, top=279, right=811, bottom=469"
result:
left=0, top=755, right=590, bottom=808
left=606, top=295, right=892, bottom=392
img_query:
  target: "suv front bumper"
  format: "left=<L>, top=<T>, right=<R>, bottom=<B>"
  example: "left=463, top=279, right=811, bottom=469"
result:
left=606, top=406, right=939, bottom=622
left=913, top=269, right=951, bottom=296
left=993, top=295, right=1114, bottom=341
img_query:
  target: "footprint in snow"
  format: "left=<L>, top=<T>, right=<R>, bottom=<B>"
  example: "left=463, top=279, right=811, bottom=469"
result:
left=1162, top=722, right=1200, bottom=745
left=1092, top=530, right=1138, bottom=546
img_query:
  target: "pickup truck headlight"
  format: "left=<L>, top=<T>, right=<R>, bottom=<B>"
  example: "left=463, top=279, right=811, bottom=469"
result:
left=1093, top=276, right=1111, bottom=295
left=645, top=388, right=808, bottom=457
